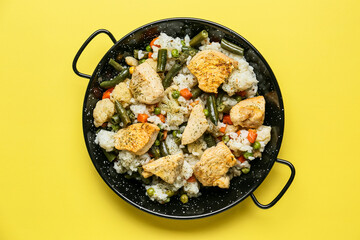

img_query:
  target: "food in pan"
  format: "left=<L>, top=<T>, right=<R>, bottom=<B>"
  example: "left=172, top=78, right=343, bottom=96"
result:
left=93, top=31, right=272, bottom=204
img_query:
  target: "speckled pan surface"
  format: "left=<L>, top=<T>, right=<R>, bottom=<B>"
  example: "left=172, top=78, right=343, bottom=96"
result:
left=82, top=18, right=284, bottom=219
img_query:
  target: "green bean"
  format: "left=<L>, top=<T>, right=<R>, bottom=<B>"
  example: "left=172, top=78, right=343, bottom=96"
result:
left=115, top=100, right=131, bottom=127
left=162, top=62, right=182, bottom=88
left=146, top=45, right=152, bottom=52
left=102, top=149, right=117, bottom=162
left=138, top=59, right=146, bottom=64
left=241, top=168, right=250, bottom=174
left=220, top=39, right=244, bottom=56
left=155, top=140, right=161, bottom=146
left=108, top=58, right=124, bottom=71
left=174, top=137, right=181, bottom=145
left=217, top=103, right=232, bottom=113
left=189, top=30, right=208, bottom=47
left=111, top=124, right=120, bottom=132
left=150, top=146, right=161, bottom=159
left=180, top=194, right=188, bottom=204
left=216, top=92, right=225, bottom=106
left=181, top=46, right=198, bottom=56
left=206, top=94, right=218, bottom=125
left=171, top=49, right=179, bottom=58
left=126, top=109, right=135, bottom=121
left=157, top=49, right=167, bottom=73
left=172, top=130, right=180, bottom=138
left=110, top=114, right=120, bottom=124
left=100, top=68, right=130, bottom=89
left=157, top=131, right=164, bottom=141
left=159, top=141, right=170, bottom=157
left=253, top=141, right=261, bottom=150
left=191, top=86, right=202, bottom=99
left=181, top=40, right=186, bottom=46
left=147, top=188, right=155, bottom=196
left=204, top=134, right=216, bottom=147
left=133, top=50, right=150, bottom=59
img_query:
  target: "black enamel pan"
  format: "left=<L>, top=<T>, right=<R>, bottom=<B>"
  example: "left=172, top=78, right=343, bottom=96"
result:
left=72, top=18, right=295, bottom=219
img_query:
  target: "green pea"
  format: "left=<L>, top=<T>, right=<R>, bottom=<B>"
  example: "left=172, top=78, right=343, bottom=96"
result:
left=222, top=135, right=230, bottom=143
left=241, top=167, right=250, bottom=174
left=146, top=45, right=152, bottom=52
left=166, top=190, right=174, bottom=197
left=243, top=152, right=253, bottom=159
left=171, top=49, right=179, bottom=58
left=172, top=90, right=180, bottom=99
left=203, top=109, right=209, bottom=117
left=235, top=95, right=242, bottom=102
left=154, top=107, right=161, bottom=115
left=180, top=194, right=188, bottom=204
left=253, top=141, right=261, bottom=150
left=147, top=188, right=155, bottom=197
left=139, top=59, right=146, bottom=64
left=181, top=40, right=186, bottom=46
left=155, top=140, right=160, bottom=146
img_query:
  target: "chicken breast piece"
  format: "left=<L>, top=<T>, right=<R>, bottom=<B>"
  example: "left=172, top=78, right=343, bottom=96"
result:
left=187, top=50, right=238, bottom=93
left=114, top=123, right=159, bottom=155
left=93, top=98, right=115, bottom=127
left=110, top=82, right=132, bottom=107
left=230, top=96, right=265, bottom=128
left=181, top=104, right=209, bottom=145
left=193, top=142, right=236, bottom=188
left=144, top=58, right=157, bottom=70
left=130, top=62, right=164, bottom=104
left=142, top=153, right=184, bottom=184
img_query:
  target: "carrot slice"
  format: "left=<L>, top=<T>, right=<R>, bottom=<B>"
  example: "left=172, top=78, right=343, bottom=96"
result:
left=187, top=175, right=197, bottom=182
left=157, top=114, right=166, bottom=123
left=247, top=129, right=257, bottom=143
left=180, top=88, right=193, bottom=100
left=219, top=125, right=227, bottom=133
left=150, top=37, right=160, bottom=48
left=238, top=155, right=246, bottom=163
left=222, top=115, right=233, bottom=125
left=137, top=114, right=149, bottom=123
left=102, top=87, right=114, bottom=99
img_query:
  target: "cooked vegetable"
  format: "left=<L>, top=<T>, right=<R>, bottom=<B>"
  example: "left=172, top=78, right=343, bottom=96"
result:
left=155, top=140, right=161, bottom=146
left=150, top=146, right=161, bottom=159
left=159, top=141, right=170, bottom=156
left=238, top=155, right=246, bottom=163
left=191, top=86, right=202, bottom=99
left=189, top=30, right=208, bottom=47
left=158, top=114, right=166, bottom=123
left=139, top=59, right=146, bottom=64
left=222, top=135, right=230, bottom=143
left=148, top=52, right=153, bottom=58
left=129, top=66, right=135, bottom=74
left=115, top=100, right=131, bottom=126
left=180, top=194, right=188, bottom=204
left=203, top=109, right=209, bottom=117
left=190, top=100, right=199, bottom=107
left=147, top=187, right=155, bottom=196
left=181, top=40, right=186, bottom=46
left=134, top=50, right=150, bottom=59
left=100, top=68, right=130, bottom=89
left=220, top=39, right=244, bottom=56
left=166, top=190, right=174, bottom=197
left=235, top=95, right=242, bottom=102
left=111, top=124, right=120, bottom=132
left=247, top=129, right=257, bottom=143
left=157, top=49, right=168, bottom=72
left=163, top=130, right=168, bottom=140
left=102, top=149, right=117, bottom=162
left=206, top=94, right=218, bottom=125
left=216, top=92, right=225, bottom=106
left=253, top=141, right=261, bottom=150
left=154, top=107, right=161, bottom=115
left=150, top=37, right=160, bottom=48
left=110, top=114, right=120, bottom=124
left=108, top=58, right=124, bottom=71
left=222, top=115, right=233, bottom=125
left=137, top=113, right=149, bottom=123
left=102, top=87, right=114, bottom=99
left=241, top=168, right=250, bottom=174
left=146, top=45, right=152, bottom=52
left=171, top=49, right=179, bottom=58
left=219, top=127, right=227, bottom=134
left=187, top=175, right=197, bottom=182
left=126, top=109, right=135, bottom=121
left=204, top=134, right=216, bottom=147
left=172, top=90, right=180, bottom=99
left=243, top=152, right=253, bottom=160
left=217, top=103, right=232, bottom=113
left=180, top=88, right=193, bottom=100
left=162, top=62, right=182, bottom=88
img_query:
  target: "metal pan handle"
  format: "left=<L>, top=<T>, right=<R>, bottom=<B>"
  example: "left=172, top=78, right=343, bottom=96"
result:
left=251, top=158, right=295, bottom=209
left=72, top=29, right=117, bottom=79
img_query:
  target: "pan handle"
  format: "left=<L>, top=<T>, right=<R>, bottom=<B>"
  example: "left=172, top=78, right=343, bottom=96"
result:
left=72, top=29, right=117, bottom=79
left=250, top=158, right=295, bottom=209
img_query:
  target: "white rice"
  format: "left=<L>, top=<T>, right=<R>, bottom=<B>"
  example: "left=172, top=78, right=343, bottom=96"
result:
left=94, top=130, right=115, bottom=152
left=114, top=151, right=151, bottom=174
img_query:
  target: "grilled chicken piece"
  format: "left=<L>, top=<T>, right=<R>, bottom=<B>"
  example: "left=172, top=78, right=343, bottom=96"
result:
left=130, top=62, right=164, bottom=104
left=187, top=50, right=238, bottom=93
left=181, top=104, right=209, bottom=145
left=93, top=98, right=115, bottom=127
left=142, top=153, right=184, bottom=184
left=144, top=58, right=157, bottom=70
left=114, top=123, right=159, bottom=155
left=230, top=96, right=265, bottom=128
left=193, top=142, right=236, bottom=188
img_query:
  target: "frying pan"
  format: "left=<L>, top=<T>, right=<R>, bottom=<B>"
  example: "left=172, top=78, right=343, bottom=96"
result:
left=72, top=18, right=295, bottom=219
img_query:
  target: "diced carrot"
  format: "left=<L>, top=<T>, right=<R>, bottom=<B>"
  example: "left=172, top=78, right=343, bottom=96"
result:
left=237, top=130, right=241, bottom=136
left=247, top=129, right=257, bottom=143
left=187, top=175, right=197, bottom=182
left=150, top=37, right=160, bottom=48
left=222, top=115, right=233, bottom=125
left=236, top=91, right=247, bottom=97
left=190, top=100, right=199, bottom=107
left=137, top=114, right=149, bottom=123
left=102, top=87, right=114, bottom=99
left=148, top=52, right=153, bottom=58
left=180, top=88, right=193, bottom=100
left=238, top=155, right=246, bottom=163
left=219, top=125, right=227, bottom=133
left=163, top=130, right=168, bottom=140
left=157, top=114, right=166, bottom=123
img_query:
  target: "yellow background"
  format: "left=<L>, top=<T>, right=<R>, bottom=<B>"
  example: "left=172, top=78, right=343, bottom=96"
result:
left=1, top=0, right=359, bottom=239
